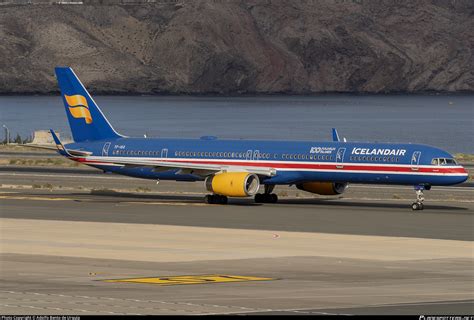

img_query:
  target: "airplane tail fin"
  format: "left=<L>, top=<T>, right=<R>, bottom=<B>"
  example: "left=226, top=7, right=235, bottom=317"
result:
left=54, top=67, right=123, bottom=142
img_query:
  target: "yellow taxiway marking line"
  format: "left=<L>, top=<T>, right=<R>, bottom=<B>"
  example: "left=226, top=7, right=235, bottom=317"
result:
left=103, top=274, right=274, bottom=286
left=0, top=195, right=75, bottom=201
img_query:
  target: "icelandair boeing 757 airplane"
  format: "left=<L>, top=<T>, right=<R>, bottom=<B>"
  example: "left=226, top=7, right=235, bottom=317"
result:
left=50, top=67, right=468, bottom=210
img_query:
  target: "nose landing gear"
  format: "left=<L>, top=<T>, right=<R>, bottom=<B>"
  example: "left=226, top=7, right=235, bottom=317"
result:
left=411, top=185, right=426, bottom=211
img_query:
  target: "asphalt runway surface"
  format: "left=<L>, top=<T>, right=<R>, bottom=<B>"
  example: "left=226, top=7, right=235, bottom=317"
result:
left=1, top=165, right=473, bottom=315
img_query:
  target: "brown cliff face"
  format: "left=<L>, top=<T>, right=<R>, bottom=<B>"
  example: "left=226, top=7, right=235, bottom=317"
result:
left=0, top=0, right=472, bottom=94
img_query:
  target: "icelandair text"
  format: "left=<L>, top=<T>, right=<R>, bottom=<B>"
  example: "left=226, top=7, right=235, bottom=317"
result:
left=351, top=148, right=406, bottom=156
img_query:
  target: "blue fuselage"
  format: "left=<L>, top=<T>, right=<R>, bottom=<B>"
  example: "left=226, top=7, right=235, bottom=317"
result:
left=66, top=137, right=468, bottom=187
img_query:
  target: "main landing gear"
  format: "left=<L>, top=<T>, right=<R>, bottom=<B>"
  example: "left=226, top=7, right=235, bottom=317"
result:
left=411, top=185, right=427, bottom=211
left=204, top=194, right=228, bottom=204
left=254, top=185, right=278, bottom=203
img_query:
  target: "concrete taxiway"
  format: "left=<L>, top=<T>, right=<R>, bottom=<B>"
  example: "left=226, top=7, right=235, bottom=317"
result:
left=1, top=165, right=473, bottom=315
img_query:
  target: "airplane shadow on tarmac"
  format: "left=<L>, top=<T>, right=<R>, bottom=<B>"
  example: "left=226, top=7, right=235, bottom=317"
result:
left=277, top=198, right=470, bottom=213
left=79, top=190, right=470, bottom=213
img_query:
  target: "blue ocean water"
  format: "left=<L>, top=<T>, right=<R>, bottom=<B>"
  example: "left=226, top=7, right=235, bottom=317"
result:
left=0, top=95, right=472, bottom=154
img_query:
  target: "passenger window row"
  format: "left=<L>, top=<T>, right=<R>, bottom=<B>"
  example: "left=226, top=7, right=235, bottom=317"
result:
left=350, top=156, right=400, bottom=162
left=112, top=149, right=342, bottom=161
left=174, top=151, right=273, bottom=159
left=174, top=151, right=336, bottom=161
left=282, top=154, right=333, bottom=161
left=110, top=150, right=407, bottom=163
left=112, top=150, right=160, bottom=156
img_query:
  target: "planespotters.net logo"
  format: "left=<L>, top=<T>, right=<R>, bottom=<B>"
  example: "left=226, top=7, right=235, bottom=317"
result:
left=420, top=316, right=474, bottom=320
left=1, top=317, right=79, bottom=320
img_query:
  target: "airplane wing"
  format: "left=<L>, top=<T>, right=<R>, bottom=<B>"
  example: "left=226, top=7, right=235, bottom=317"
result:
left=80, top=156, right=277, bottom=177
left=49, top=129, right=276, bottom=177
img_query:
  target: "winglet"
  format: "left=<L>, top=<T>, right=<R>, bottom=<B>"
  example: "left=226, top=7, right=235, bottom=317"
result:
left=50, top=129, right=72, bottom=157
left=332, top=128, right=340, bottom=142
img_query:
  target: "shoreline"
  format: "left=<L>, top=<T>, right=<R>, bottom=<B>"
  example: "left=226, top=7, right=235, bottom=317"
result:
left=1, top=91, right=474, bottom=97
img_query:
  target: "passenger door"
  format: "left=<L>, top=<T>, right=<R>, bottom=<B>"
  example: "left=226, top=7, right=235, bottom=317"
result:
left=411, top=151, right=421, bottom=170
left=335, top=147, right=346, bottom=168
left=161, top=148, right=168, bottom=159
left=246, top=150, right=253, bottom=161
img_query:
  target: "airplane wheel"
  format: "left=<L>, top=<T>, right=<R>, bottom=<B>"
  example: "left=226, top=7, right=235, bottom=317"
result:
left=411, top=202, right=423, bottom=211
left=270, top=194, right=278, bottom=203
left=219, top=195, right=228, bottom=205
left=255, top=193, right=278, bottom=203
left=205, top=194, right=214, bottom=204
left=205, top=194, right=228, bottom=205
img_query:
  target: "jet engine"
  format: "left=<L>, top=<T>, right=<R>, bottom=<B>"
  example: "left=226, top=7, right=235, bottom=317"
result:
left=296, top=182, right=348, bottom=195
left=206, top=172, right=260, bottom=197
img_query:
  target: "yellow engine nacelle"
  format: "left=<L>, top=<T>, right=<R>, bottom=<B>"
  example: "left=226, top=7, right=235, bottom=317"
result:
left=205, top=172, right=260, bottom=197
left=296, top=182, right=348, bottom=195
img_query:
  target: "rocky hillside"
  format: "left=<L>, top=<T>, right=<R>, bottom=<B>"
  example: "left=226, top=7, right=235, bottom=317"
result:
left=0, top=0, right=473, bottom=94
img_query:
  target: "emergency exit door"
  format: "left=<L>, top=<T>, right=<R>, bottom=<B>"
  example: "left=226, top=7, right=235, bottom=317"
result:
left=336, top=147, right=346, bottom=168
left=411, top=151, right=421, bottom=170
left=102, top=142, right=111, bottom=156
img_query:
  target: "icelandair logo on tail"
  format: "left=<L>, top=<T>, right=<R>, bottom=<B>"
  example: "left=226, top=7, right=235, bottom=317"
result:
left=65, top=94, right=92, bottom=124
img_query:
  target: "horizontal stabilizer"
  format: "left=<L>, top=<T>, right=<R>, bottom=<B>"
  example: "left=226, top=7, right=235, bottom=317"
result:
left=50, top=129, right=92, bottom=157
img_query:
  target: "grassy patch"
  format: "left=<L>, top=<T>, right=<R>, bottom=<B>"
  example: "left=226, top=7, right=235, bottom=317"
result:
left=0, top=144, right=56, bottom=153
left=455, top=153, right=474, bottom=162
left=8, top=158, right=82, bottom=167
left=90, top=188, right=119, bottom=195
left=31, top=183, right=54, bottom=189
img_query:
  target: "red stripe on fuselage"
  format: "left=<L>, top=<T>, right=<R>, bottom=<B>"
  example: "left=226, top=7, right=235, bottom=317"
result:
left=76, top=157, right=467, bottom=175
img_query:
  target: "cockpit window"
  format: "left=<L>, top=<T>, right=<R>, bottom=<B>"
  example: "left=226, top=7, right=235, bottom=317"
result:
left=431, top=158, right=457, bottom=166
left=445, top=158, right=457, bottom=165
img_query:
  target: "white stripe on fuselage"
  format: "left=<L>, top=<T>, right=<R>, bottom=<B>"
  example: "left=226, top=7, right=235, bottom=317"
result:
left=83, top=156, right=467, bottom=177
